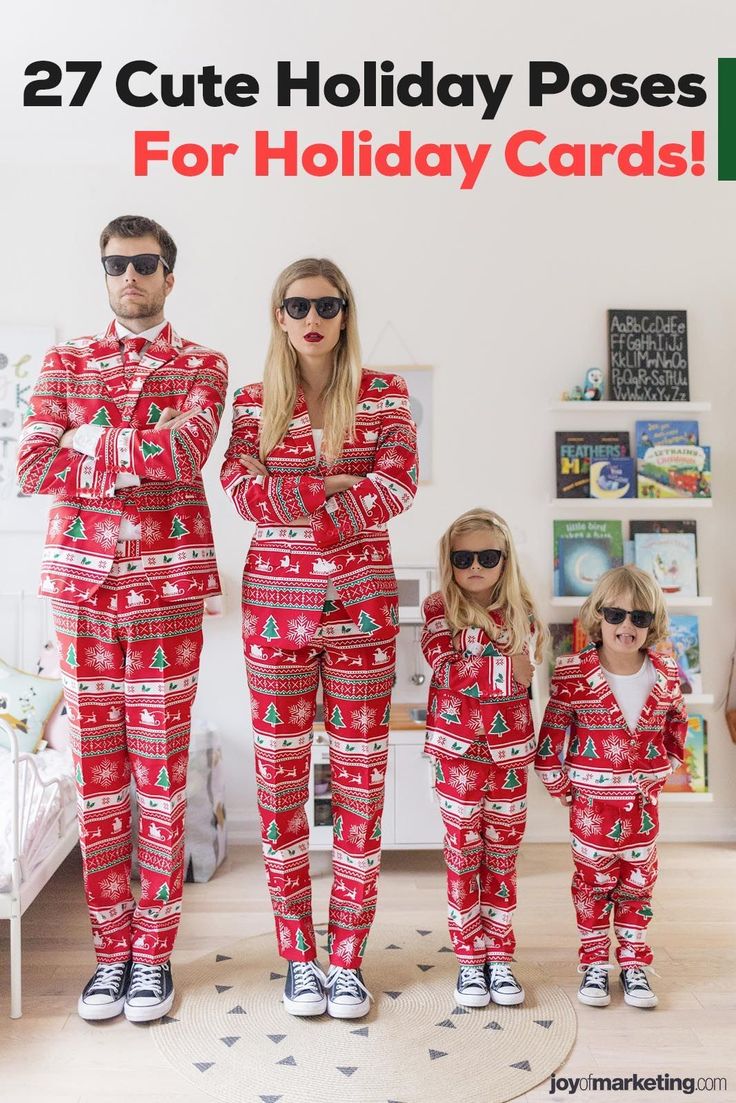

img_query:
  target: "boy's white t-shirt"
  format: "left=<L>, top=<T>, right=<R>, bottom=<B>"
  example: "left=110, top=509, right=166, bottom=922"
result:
left=312, top=428, right=338, bottom=601
left=600, top=655, right=656, bottom=733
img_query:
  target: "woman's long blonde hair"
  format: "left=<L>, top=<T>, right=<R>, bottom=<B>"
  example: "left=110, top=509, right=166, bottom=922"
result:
left=259, top=258, right=363, bottom=463
left=439, top=508, right=548, bottom=662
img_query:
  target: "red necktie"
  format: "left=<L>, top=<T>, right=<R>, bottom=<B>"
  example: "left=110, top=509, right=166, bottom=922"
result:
left=121, top=336, right=147, bottom=388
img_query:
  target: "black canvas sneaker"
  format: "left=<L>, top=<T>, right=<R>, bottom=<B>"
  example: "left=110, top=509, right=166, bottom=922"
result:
left=78, top=959, right=132, bottom=1020
left=487, top=962, right=525, bottom=1005
left=124, top=961, right=175, bottom=1022
left=620, top=966, right=658, bottom=1008
left=283, top=960, right=327, bottom=1016
left=325, top=966, right=372, bottom=1019
left=454, top=964, right=490, bottom=1007
left=577, top=963, right=612, bottom=1007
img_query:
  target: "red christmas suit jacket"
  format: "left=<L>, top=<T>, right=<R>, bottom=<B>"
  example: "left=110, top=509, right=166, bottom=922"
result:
left=16, top=321, right=228, bottom=603
left=535, top=643, right=688, bottom=803
left=420, top=593, right=537, bottom=765
left=220, top=369, right=418, bottom=646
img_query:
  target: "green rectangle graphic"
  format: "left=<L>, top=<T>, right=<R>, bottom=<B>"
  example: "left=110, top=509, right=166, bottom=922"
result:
left=718, top=58, right=736, bottom=180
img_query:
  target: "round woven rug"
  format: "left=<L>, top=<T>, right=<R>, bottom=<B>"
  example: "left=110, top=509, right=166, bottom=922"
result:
left=152, top=924, right=576, bottom=1103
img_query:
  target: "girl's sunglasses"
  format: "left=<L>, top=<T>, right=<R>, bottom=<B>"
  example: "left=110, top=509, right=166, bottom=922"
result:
left=450, top=549, right=505, bottom=570
left=101, top=254, right=170, bottom=277
left=600, top=606, right=655, bottom=629
left=281, top=296, right=346, bottom=320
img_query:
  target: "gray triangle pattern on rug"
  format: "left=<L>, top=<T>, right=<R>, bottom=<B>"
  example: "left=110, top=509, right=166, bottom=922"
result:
left=194, top=1062, right=214, bottom=1072
left=228, top=1005, right=246, bottom=1014
left=436, top=1019, right=456, bottom=1029
left=338, top=1067, right=357, bottom=1077
left=351, top=1027, right=369, bottom=1037
left=429, top=1049, right=447, bottom=1060
left=278, top=1056, right=296, bottom=1066
left=215, top=954, right=231, bottom=962
left=485, top=1021, right=503, bottom=1030
left=535, top=1020, right=553, bottom=1028
left=259, top=1096, right=282, bottom=1103
left=220, top=1036, right=240, bottom=1048
left=268, top=1034, right=286, bottom=1044
left=417, top=964, right=434, bottom=972
left=216, top=984, right=233, bottom=993
left=511, top=1060, right=532, bottom=1072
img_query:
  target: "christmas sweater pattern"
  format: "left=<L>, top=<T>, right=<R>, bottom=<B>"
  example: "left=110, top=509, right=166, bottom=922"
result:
left=420, top=593, right=536, bottom=764
left=535, top=644, right=688, bottom=803
left=16, top=321, right=227, bottom=603
left=220, top=370, right=418, bottom=646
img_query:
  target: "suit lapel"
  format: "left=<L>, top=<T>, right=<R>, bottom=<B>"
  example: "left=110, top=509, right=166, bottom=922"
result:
left=580, top=644, right=633, bottom=733
left=89, top=322, right=126, bottom=411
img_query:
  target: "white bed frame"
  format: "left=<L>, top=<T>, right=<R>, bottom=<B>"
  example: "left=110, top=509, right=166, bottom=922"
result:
left=0, top=592, right=79, bottom=1019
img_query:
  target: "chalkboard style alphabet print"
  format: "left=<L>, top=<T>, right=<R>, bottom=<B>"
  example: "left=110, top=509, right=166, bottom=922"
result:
left=608, top=310, right=689, bottom=401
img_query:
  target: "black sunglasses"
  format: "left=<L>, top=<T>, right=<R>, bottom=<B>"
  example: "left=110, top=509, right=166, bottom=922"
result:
left=450, top=549, right=505, bottom=570
left=600, top=606, right=655, bottom=629
left=101, top=254, right=170, bottom=277
left=281, top=296, right=346, bottom=320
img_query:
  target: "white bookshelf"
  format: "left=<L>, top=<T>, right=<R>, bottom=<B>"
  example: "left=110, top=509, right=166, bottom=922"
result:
left=551, top=497, right=712, bottom=510
left=550, top=401, right=711, bottom=414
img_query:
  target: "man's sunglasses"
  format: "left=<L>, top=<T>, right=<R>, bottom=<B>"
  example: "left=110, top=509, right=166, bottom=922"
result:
left=450, top=549, right=505, bottom=570
left=281, top=296, right=346, bottom=320
left=600, top=606, right=655, bottom=629
left=101, top=254, right=170, bottom=277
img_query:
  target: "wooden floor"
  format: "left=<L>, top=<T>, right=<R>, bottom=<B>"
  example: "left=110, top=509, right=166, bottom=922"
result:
left=1, top=843, right=734, bottom=1103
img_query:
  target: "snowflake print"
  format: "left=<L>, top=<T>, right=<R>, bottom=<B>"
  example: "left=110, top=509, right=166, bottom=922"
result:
left=573, top=807, right=603, bottom=837
left=616, top=818, right=633, bottom=843
left=249, top=698, right=260, bottom=721
left=187, top=386, right=210, bottom=407
left=335, top=934, right=359, bottom=962
left=99, top=871, right=128, bottom=901
left=91, top=759, right=121, bottom=788
left=140, top=517, right=164, bottom=543
left=176, top=639, right=198, bottom=667
left=192, top=513, right=209, bottom=538
left=139, top=874, right=153, bottom=901
left=94, top=520, right=120, bottom=550
left=49, top=515, right=64, bottom=537
left=278, top=923, right=293, bottom=950
left=242, top=610, right=258, bottom=638
left=288, top=698, right=313, bottom=727
left=376, top=447, right=403, bottom=470
left=286, top=810, right=308, bottom=836
left=603, top=736, right=629, bottom=766
left=449, top=880, right=467, bottom=905
left=469, top=709, right=485, bottom=736
left=352, top=704, right=377, bottom=736
left=348, top=822, right=368, bottom=847
left=513, top=703, right=529, bottom=729
left=171, top=757, right=188, bottom=784
left=84, top=645, right=116, bottom=672
left=145, top=465, right=167, bottom=479
left=44, top=399, right=65, bottom=419
left=575, top=892, right=596, bottom=920
left=459, top=656, right=482, bottom=678
left=287, top=615, right=314, bottom=646
left=67, top=401, right=86, bottom=424
left=132, top=761, right=152, bottom=787
left=126, top=649, right=144, bottom=674
left=449, top=763, right=480, bottom=797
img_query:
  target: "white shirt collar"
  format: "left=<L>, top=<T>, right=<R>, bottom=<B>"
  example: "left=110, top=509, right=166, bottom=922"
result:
left=114, top=319, right=167, bottom=344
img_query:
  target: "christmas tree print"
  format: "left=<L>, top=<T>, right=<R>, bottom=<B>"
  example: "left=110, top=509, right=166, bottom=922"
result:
left=147, top=402, right=162, bottom=425
left=502, top=767, right=522, bottom=791
left=356, top=609, right=380, bottom=634
left=90, top=405, right=112, bottom=427
left=150, top=646, right=170, bottom=670
left=64, top=515, right=87, bottom=541
left=640, top=808, right=656, bottom=834
left=637, top=904, right=654, bottom=918
left=75, top=762, right=84, bottom=785
left=537, top=735, right=554, bottom=758
left=266, top=819, right=280, bottom=844
left=155, top=882, right=170, bottom=903
left=55, top=466, right=70, bottom=483
left=644, top=742, right=659, bottom=760
left=327, top=933, right=335, bottom=955
left=358, top=934, right=368, bottom=958
left=488, top=710, right=510, bottom=736
left=322, top=598, right=339, bottom=613
left=141, top=440, right=164, bottom=461
left=435, top=760, right=446, bottom=783
left=581, top=736, right=598, bottom=759
left=408, top=464, right=418, bottom=484
left=329, top=705, right=346, bottom=729
left=261, top=615, right=280, bottom=641
left=389, top=605, right=399, bottom=627
left=333, top=814, right=344, bottom=840
left=369, top=377, right=389, bottom=391
left=569, top=735, right=580, bottom=756
left=497, top=881, right=510, bottom=900
left=263, top=702, right=282, bottom=727
left=155, top=766, right=171, bottom=789
left=169, top=515, right=190, bottom=539
left=381, top=702, right=391, bottom=725
left=607, top=819, right=624, bottom=841
left=65, top=644, right=78, bottom=669
left=295, top=929, right=310, bottom=953
left=371, top=819, right=382, bottom=840
left=462, top=682, right=482, bottom=698
left=439, top=708, right=460, bottom=725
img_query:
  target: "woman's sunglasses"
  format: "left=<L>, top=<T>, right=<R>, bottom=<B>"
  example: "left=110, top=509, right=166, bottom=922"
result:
left=101, top=254, right=170, bottom=277
left=281, top=296, right=346, bottom=320
left=450, top=549, right=505, bottom=570
left=600, top=606, right=655, bottom=629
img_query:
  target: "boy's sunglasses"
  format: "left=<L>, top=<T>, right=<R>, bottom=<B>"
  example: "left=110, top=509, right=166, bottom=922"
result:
left=600, top=606, right=655, bottom=629
left=281, top=296, right=346, bottom=320
left=102, top=253, right=170, bottom=277
left=450, top=549, right=505, bottom=570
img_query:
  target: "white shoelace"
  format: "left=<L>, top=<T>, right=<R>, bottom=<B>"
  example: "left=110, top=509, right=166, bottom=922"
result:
left=88, top=961, right=127, bottom=995
left=128, top=963, right=164, bottom=998
left=489, top=963, right=520, bottom=991
left=459, top=965, right=487, bottom=990
left=291, top=960, right=327, bottom=996
left=623, top=965, right=655, bottom=991
left=581, top=964, right=611, bottom=989
left=326, top=966, right=373, bottom=1001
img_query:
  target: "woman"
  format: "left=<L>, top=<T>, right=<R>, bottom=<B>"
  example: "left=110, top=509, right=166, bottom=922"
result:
left=221, top=258, right=418, bottom=1019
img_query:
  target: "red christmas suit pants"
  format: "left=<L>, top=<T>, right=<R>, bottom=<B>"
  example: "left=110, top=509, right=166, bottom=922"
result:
left=245, top=600, right=395, bottom=969
left=570, top=792, right=659, bottom=967
left=432, top=738, right=528, bottom=965
left=51, top=540, right=204, bottom=965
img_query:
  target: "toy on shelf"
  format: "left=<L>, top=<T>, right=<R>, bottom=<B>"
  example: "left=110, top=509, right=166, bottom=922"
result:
left=583, top=367, right=604, bottom=401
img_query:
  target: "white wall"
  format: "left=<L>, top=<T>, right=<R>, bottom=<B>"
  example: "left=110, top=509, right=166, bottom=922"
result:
left=2, top=0, right=734, bottom=843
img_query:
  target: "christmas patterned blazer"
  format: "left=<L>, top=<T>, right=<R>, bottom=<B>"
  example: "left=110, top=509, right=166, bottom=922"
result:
left=535, top=644, right=688, bottom=803
left=420, top=593, right=537, bottom=765
left=220, top=369, right=418, bottom=646
left=16, top=321, right=228, bottom=603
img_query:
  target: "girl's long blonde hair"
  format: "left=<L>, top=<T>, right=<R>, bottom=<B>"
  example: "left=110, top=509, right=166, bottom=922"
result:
left=259, top=258, right=363, bottom=463
left=439, top=508, right=548, bottom=662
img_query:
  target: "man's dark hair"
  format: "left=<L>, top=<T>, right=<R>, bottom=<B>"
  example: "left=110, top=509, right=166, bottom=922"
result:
left=99, top=215, right=177, bottom=271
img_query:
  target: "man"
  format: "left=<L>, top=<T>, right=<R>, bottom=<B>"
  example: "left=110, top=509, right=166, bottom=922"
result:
left=16, top=215, right=228, bottom=1022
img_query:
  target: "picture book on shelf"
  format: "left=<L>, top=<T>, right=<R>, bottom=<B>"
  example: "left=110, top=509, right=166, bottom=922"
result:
left=633, top=532, right=698, bottom=596
left=655, top=614, right=701, bottom=695
left=547, top=619, right=590, bottom=677
left=590, top=457, right=636, bottom=499
left=635, top=420, right=711, bottom=499
left=663, top=714, right=708, bottom=794
left=630, top=519, right=699, bottom=589
left=555, top=431, right=630, bottom=498
left=553, top=520, right=624, bottom=597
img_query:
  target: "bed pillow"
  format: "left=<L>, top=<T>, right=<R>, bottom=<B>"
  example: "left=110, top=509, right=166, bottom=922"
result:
left=0, top=658, right=63, bottom=754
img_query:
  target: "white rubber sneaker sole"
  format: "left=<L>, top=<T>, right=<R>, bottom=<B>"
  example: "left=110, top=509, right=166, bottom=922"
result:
left=124, top=989, right=175, bottom=1022
left=577, top=987, right=611, bottom=1007
left=490, top=987, right=525, bottom=1006
left=283, top=992, right=327, bottom=1016
left=77, top=993, right=127, bottom=1021
left=327, top=995, right=371, bottom=1019
left=621, top=983, right=658, bottom=1009
left=454, top=987, right=491, bottom=1008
